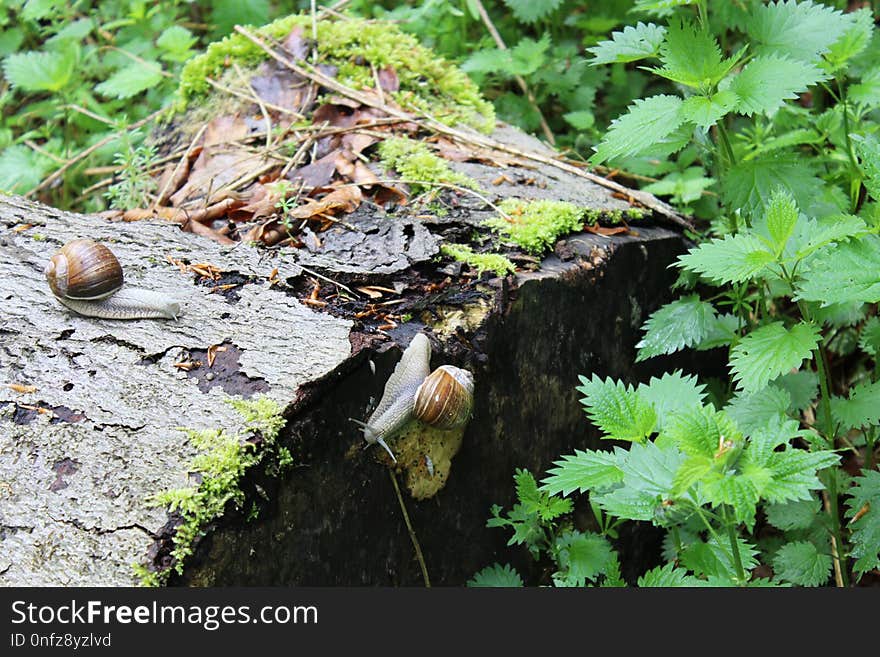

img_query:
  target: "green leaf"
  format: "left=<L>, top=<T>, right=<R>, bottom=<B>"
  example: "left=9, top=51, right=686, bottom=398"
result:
left=858, top=316, right=880, bottom=356
left=653, top=20, right=744, bottom=89
left=679, top=91, right=737, bottom=130
left=637, top=562, right=703, bottom=587
left=467, top=563, right=524, bottom=587
left=641, top=167, right=716, bottom=205
left=95, top=62, right=165, bottom=99
left=772, top=541, right=831, bottom=587
left=830, top=380, right=880, bottom=431
left=635, top=295, right=718, bottom=361
left=703, top=471, right=761, bottom=527
left=851, top=70, right=880, bottom=108
left=637, top=371, right=707, bottom=430
left=676, top=234, right=775, bottom=285
left=576, top=375, right=657, bottom=442
left=764, top=188, right=798, bottom=256
left=791, top=214, right=867, bottom=260
left=696, top=313, right=739, bottom=351
left=662, top=404, right=741, bottom=459
left=796, top=235, right=880, bottom=304
left=681, top=536, right=759, bottom=581
left=157, top=26, right=197, bottom=63
left=460, top=48, right=512, bottom=75
left=729, top=322, right=821, bottom=393
left=743, top=443, right=839, bottom=504
left=852, top=134, right=880, bottom=202
left=845, top=471, right=880, bottom=574
left=592, top=94, right=685, bottom=164
left=594, top=442, right=685, bottom=521
left=3, top=49, right=74, bottom=92
left=774, top=370, right=818, bottom=412
left=726, top=386, right=791, bottom=435
left=506, top=35, right=551, bottom=76
left=210, top=0, right=270, bottom=36
left=515, top=468, right=572, bottom=521
left=723, top=155, right=822, bottom=223
left=501, top=0, right=564, bottom=23
left=824, top=8, right=874, bottom=71
left=553, top=531, right=615, bottom=586
left=765, top=497, right=821, bottom=531
left=0, top=144, right=52, bottom=194
left=541, top=448, right=625, bottom=496
left=587, top=22, right=666, bottom=65
left=562, top=110, right=595, bottom=131
left=729, top=55, right=827, bottom=116
left=746, top=0, right=851, bottom=63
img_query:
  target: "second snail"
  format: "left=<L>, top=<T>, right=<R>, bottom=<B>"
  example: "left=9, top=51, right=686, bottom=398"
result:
left=351, top=333, right=474, bottom=462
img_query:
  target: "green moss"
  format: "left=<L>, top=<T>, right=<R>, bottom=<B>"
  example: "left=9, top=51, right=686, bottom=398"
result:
left=485, top=199, right=587, bottom=255
left=135, top=396, right=286, bottom=586
left=378, top=136, right=477, bottom=192
left=178, top=15, right=494, bottom=132
left=440, top=243, right=515, bottom=277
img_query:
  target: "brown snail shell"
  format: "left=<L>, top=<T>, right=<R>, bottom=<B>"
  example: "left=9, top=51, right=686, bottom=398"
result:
left=413, top=365, right=474, bottom=430
left=45, top=239, right=123, bottom=300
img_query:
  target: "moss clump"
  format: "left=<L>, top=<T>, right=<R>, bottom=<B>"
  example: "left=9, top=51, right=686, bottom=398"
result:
left=137, top=396, right=286, bottom=586
left=485, top=199, right=587, bottom=255
left=378, top=136, right=477, bottom=192
left=178, top=15, right=494, bottom=133
left=440, top=243, right=515, bottom=277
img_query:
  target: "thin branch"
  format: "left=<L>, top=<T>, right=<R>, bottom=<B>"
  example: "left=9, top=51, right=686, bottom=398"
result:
left=471, top=0, right=555, bottom=146
left=388, top=468, right=431, bottom=588
left=154, top=123, right=207, bottom=209
left=25, top=108, right=165, bottom=198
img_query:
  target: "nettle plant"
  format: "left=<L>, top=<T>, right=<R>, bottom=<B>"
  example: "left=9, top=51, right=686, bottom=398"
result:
left=471, top=0, right=880, bottom=587
left=473, top=187, right=880, bottom=587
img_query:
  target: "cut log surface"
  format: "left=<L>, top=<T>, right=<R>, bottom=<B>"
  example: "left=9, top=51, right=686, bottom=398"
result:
left=0, top=195, right=352, bottom=585
left=1, top=124, right=697, bottom=586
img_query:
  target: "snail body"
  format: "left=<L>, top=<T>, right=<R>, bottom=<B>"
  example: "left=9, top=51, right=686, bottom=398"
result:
left=351, top=333, right=474, bottom=462
left=45, top=239, right=180, bottom=320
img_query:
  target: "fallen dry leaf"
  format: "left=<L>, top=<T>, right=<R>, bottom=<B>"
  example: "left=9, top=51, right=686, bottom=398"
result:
left=290, top=185, right=362, bottom=219
left=206, top=344, right=227, bottom=368
left=584, top=225, right=630, bottom=237
left=7, top=383, right=37, bottom=394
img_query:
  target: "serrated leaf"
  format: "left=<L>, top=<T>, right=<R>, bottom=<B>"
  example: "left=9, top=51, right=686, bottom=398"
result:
left=680, top=91, right=737, bottom=130
left=467, top=563, right=524, bottom=587
left=637, top=562, right=703, bottom=587
left=795, top=235, right=880, bottom=304
left=729, top=321, right=820, bottom=393
left=541, top=448, right=625, bottom=496
left=830, top=380, right=880, bottom=431
left=745, top=448, right=839, bottom=504
left=662, top=404, right=742, bottom=459
left=594, top=441, right=686, bottom=521
left=723, top=154, right=822, bottom=223
left=576, top=375, right=657, bottom=442
left=653, top=20, right=743, bottom=89
left=0, top=144, right=53, bottom=194
left=501, top=0, right=564, bottom=23
left=772, top=541, right=831, bottom=586
left=507, top=35, right=551, bottom=76
left=792, top=214, right=867, bottom=260
left=676, top=234, right=775, bottom=285
left=746, top=0, right=850, bottom=63
left=210, top=0, right=270, bottom=37
left=852, top=134, right=880, bottom=202
left=845, top=471, right=880, bottom=574
left=696, top=313, right=739, bottom=351
left=641, top=167, right=716, bottom=205
left=95, top=62, right=165, bottom=99
left=157, top=25, right=197, bottom=62
left=672, top=455, right=713, bottom=494
left=774, top=371, right=818, bottom=412
left=3, top=49, right=74, bottom=92
left=553, top=531, right=615, bottom=586
left=681, top=536, right=758, bottom=581
left=562, top=110, right=595, bottom=130
left=726, top=386, right=791, bottom=435
left=587, top=22, right=666, bottom=65
left=592, top=94, right=684, bottom=164
left=824, top=8, right=873, bottom=71
left=637, top=371, right=707, bottom=430
left=858, top=316, right=880, bottom=356
left=765, top=497, right=821, bottom=531
left=851, top=70, right=880, bottom=108
left=514, top=468, right=572, bottom=521
left=704, top=471, right=761, bottom=527
left=764, top=188, right=798, bottom=255
left=635, top=295, right=718, bottom=361
left=730, top=54, right=827, bottom=117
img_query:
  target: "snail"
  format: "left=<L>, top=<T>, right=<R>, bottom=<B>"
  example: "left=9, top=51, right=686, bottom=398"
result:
left=44, top=239, right=181, bottom=320
left=350, top=333, right=474, bottom=462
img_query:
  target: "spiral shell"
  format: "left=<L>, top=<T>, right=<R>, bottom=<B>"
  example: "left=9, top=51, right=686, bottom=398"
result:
left=413, top=365, right=474, bottom=430
left=45, top=239, right=124, bottom=300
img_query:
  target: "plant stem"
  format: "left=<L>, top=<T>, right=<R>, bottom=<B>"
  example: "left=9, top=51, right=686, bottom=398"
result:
left=388, top=469, right=431, bottom=587
left=716, top=121, right=737, bottom=168
left=724, top=510, right=747, bottom=584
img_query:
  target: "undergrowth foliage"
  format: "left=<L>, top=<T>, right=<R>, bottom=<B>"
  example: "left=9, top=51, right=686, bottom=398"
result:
left=472, top=0, right=880, bottom=588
